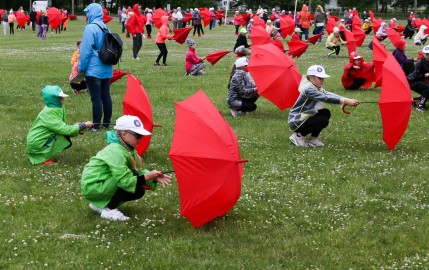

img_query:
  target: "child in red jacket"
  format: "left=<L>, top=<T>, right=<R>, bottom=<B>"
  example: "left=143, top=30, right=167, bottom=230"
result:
left=185, top=39, right=206, bottom=76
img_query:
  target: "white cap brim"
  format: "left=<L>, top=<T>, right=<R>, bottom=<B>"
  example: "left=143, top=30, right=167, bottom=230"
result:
left=59, top=90, right=69, bottom=97
left=130, top=127, right=152, bottom=136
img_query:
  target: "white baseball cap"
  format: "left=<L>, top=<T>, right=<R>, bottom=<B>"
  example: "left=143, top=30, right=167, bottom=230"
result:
left=333, top=27, right=339, bottom=33
left=422, top=46, right=429, bottom=53
left=294, top=27, right=302, bottom=33
left=114, top=115, right=151, bottom=136
left=235, top=57, right=249, bottom=68
left=306, top=65, right=330, bottom=78
left=58, top=89, right=69, bottom=97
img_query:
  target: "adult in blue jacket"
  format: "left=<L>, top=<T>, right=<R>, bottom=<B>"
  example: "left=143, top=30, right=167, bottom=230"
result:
left=78, top=3, right=113, bottom=131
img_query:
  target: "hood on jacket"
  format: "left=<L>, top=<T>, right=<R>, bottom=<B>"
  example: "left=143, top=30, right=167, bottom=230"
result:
left=419, top=25, right=427, bottom=33
left=105, top=130, right=136, bottom=150
left=301, top=5, right=308, bottom=12
left=298, top=75, right=314, bottom=93
left=161, top=15, right=169, bottom=25
left=349, top=51, right=364, bottom=65
left=132, top=4, right=141, bottom=15
left=396, top=39, right=407, bottom=51
left=41, top=85, right=63, bottom=108
left=84, top=3, right=103, bottom=24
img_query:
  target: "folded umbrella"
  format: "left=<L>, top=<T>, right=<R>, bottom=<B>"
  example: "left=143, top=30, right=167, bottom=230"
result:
left=307, top=33, right=323, bottom=44
left=153, top=8, right=168, bottom=29
left=205, top=50, right=232, bottom=65
left=169, top=89, right=247, bottom=228
left=173, top=27, right=193, bottom=44
left=287, top=40, right=309, bottom=58
left=248, top=43, right=301, bottom=110
left=279, top=16, right=295, bottom=38
left=250, top=25, right=271, bottom=45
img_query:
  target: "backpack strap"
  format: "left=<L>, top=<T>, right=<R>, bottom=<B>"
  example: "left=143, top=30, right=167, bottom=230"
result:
left=90, top=23, right=108, bottom=51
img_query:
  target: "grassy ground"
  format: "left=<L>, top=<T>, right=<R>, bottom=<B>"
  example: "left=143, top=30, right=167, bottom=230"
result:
left=1, top=18, right=429, bottom=269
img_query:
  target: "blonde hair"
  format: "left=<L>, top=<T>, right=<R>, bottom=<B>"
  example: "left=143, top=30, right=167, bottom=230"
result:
left=317, top=5, right=324, bottom=12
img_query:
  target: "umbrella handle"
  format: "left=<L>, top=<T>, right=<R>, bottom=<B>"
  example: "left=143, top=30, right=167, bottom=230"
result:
left=237, top=159, right=249, bottom=163
left=154, top=123, right=162, bottom=127
left=341, top=104, right=351, bottom=115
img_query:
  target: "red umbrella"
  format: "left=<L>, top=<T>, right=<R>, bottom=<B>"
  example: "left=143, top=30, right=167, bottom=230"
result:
left=61, top=15, right=68, bottom=24
left=15, top=11, right=26, bottom=28
left=372, top=37, right=388, bottom=88
left=172, top=27, right=193, bottom=44
left=168, top=89, right=247, bottom=228
left=344, top=28, right=356, bottom=55
left=153, top=8, right=168, bottom=29
left=240, top=13, right=250, bottom=26
left=110, top=70, right=128, bottom=84
left=379, top=54, right=412, bottom=151
left=182, top=12, right=193, bottom=23
left=372, top=18, right=383, bottom=34
left=330, top=15, right=340, bottom=22
left=252, top=15, right=265, bottom=27
left=123, top=74, right=158, bottom=155
left=415, top=18, right=423, bottom=29
left=307, top=33, right=323, bottom=44
left=279, top=16, right=295, bottom=38
left=216, top=10, right=224, bottom=19
left=287, top=40, right=309, bottom=58
left=368, top=10, right=375, bottom=20
left=0, top=9, right=4, bottom=17
left=249, top=25, right=271, bottom=45
left=352, top=15, right=361, bottom=28
left=36, top=11, right=42, bottom=23
left=386, top=28, right=402, bottom=48
left=396, top=25, right=405, bottom=32
left=69, top=14, right=77, bottom=20
left=103, top=15, right=112, bottom=24
left=248, top=43, right=301, bottom=110
left=352, top=25, right=366, bottom=47
left=46, top=7, right=62, bottom=30
left=205, top=50, right=232, bottom=65
left=326, top=17, right=336, bottom=35
left=199, top=8, right=211, bottom=27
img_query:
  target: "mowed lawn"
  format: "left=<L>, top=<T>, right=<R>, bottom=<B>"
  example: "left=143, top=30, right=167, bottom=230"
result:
left=1, top=16, right=429, bottom=269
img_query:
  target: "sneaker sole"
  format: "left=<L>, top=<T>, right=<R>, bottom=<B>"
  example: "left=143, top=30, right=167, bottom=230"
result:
left=89, top=203, right=103, bottom=214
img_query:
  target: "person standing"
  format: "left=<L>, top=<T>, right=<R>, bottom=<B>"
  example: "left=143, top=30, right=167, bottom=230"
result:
left=30, top=8, right=37, bottom=32
left=176, top=7, right=183, bottom=28
left=145, top=9, right=153, bottom=39
left=126, top=4, right=145, bottom=60
left=2, top=11, right=7, bottom=35
left=8, top=9, right=15, bottom=35
left=192, top=8, right=204, bottom=37
left=154, top=15, right=173, bottom=66
left=78, top=3, right=113, bottom=131
left=298, top=5, right=311, bottom=41
left=313, top=5, right=327, bottom=42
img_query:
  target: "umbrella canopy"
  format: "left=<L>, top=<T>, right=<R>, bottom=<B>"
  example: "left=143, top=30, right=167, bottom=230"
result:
left=0, top=9, right=4, bottom=17
left=379, top=54, right=412, bottom=151
left=330, top=15, right=340, bottom=22
left=371, top=18, right=383, bottom=34
left=240, top=13, right=250, bottom=26
left=352, top=25, right=366, bottom=47
left=199, top=8, right=211, bottom=27
left=396, top=25, right=405, bottom=32
left=372, top=37, right=388, bottom=88
left=173, top=27, right=193, bottom=44
left=15, top=11, right=26, bottom=27
left=110, top=70, right=128, bottom=84
left=182, top=12, right=192, bottom=23
left=205, top=50, right=232, bottom=65
left=287, top=40, right=309, bottom=58
left=386, top=28, right=402, bottom=48
left=47, top=7, right=62, bottom=30
left=326, top=17, right=336, bottom=35
left=250, top=25, right=271, bottom=46
left=344, top=28, right=356, bottom=55
left=307, top=33, right=323, bottom=44
left=279, top=16, right=295, bottom=38
left=69, top=14, right=77, bottom=20
left=122, top=74, right=156, bottom=155
left=352, top=15, right=361, bottom=27
left=153, top=8, right=168, bottom=29
left=248, top=43, right=301, bottom=110
left=169, top=89, right=247, bottom=228
left=252, top=15, right=265, bottom=27
left=103, top=14, right=112, bottom=24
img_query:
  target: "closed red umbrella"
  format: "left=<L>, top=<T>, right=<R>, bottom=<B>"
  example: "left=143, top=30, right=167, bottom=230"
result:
left=205, top=50, right=232, bottom=65
left=169, top=89, right=247, bottom=228
left=287, top=40, right=309, bottom=58
left=123, top=74, right=158, bottom=155
left=252, top=15, right=265, bottom=27
left=172, top=27, right=193, bottom=44
left=372, top=37, right=388, bottom=88
left=153, top=8, right=168, bottom=29
left=248, top=43, right=301, bottom=110
left=249, top=25, right=271, bottom=45
left=199, top=8, right=211, bottom=27
left=46, top=7, right=62, bottom=30
left=15, top=11, right=26, bottom=27
left=110, top=70, right=128, bottom=84
left=344, top=28, right=356, bottom=55
left=279, top=16, right=294, bottom=38
left=307, top=33, right=323, bottom=44
left=352, top=25, right=366, bottom=47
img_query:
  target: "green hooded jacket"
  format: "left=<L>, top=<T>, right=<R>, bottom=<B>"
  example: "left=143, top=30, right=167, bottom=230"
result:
left=26, top=86, right=80, bottom=164
left=81, top=130, right=149, bottom=209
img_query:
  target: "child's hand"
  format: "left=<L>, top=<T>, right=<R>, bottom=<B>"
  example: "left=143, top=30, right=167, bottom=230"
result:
left=342, top=98, right=359, bottom=107
left=144, top=170, right=172, bottom=187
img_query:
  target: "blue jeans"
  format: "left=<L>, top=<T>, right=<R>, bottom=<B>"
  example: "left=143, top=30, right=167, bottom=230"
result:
left=85, top=76, right=112, bottom=129
left=314, top=25, right=325, bottom=42
left=300, top=28, right=309, bottom=40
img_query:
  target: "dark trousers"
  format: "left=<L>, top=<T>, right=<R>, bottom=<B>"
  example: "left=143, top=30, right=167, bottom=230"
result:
left=235, top=24, right=240, bottom=34
left=299, top=28, right=309, bottom=40
left=327, top=46, right=340, bottom=55
left=70, top=81, right=87, bottom=91
left=146, top=24, right=152, bottom=37
left=296, top=108, right=331, bottom=137
left=85, top=76, right=112, bottom=129
left=106, top=183, right=145, bottom=209
left=31, top=20, right=36, bottom=31
left=193, top=24, right=204, bottom=35
left=155, top=43, right=168, bottom=64
left=347, top=78, right=366, bottom=90
left=132, top=34, right=142, bottom=58
left=239, top=96, right=258, bottom=112
left=402, top=62, right=415, bottom=76
left=9, top=23, right=14, bottom=35
left=409, top=81, right=429, bottom=99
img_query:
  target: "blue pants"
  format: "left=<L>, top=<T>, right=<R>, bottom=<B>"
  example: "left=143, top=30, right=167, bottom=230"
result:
left=300, top=28, right=309, bottom=40
left=85, top=76, right=112, bottom=129
left=314, top=25, right=325, bottom=42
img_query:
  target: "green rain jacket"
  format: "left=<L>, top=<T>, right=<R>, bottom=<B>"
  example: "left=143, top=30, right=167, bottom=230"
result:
left=26, top=86, right=80, bottom=164
left=81, top=130, right=149, bottom=209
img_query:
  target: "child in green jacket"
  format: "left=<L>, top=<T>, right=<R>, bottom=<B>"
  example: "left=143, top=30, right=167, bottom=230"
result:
left=26, top=85, right=93, bottom=165
left=81, top=115, right=172, bottom=221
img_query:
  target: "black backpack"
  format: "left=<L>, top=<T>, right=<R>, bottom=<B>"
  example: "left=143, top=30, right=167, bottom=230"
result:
left=92, top=23, right=123, bottom=65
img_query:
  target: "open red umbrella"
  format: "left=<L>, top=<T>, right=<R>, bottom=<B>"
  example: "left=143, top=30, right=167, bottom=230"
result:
left=352, top=15, right=361, bottom=28
left=372, top=18, right=383, bottom=34
left=344, top=28, right=356, bottom=55
left=386, top=28, right=402, bottom=48
left=248, top=43, right=301, bottom=110
left=47, top=7, right=62, bottom=30
left=287, top=40, right=309, bottom=58
left=199, top=8, right=211, bottom=27
left=326, top=17, right=336, bottom=35
left=168, top=89, right=247, bottom=228
left=69, top=14, right=77, bottom=20
left=372, top=37, right=388, bottom=88
left=252, top=15, right=265, bottom=27
left=279, top=16, right=295, bottom=38
left=153, top=8, right=168, bottom=29
left=15, top=11, right=26, bottom=28
left=103, top=14, right=112, bottom=24
left=172, top=27, right=193, bottom=44
left=240, top=13, right=250, bottom=26
left=0, top=9, right=4, bottom=17
left=352, top=25, right=366, bottom=47
left=110, top=70, right=128, bottom=84
left=307, top=33, right=323, bottom=44
left=205, top=50, right=232, bottom=65
left=123, top=74, right=158, bottom=155
left=396, top=25, right=405, bottom=32
left=182, top=12, right=192, bottom=23
left=330, top=15, right=340, bottom=22
left=368, top=10, right=375, bottom=20
left=414, top=18, right=422, bottom=29
left=379, top=54, right=412, bottom=151
left=250, top=25, right=271, bottom=45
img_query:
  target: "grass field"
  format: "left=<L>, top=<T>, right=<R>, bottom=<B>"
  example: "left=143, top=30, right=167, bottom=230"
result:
left=1, top=17, right=429, bottom=269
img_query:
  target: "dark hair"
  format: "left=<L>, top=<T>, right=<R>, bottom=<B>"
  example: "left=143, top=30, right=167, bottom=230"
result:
left=77, top=40, right=81, bottom=46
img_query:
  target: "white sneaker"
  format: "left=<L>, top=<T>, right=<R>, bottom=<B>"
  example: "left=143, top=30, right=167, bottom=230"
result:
left=89, top=203, right=103, bottom=214
left=100, top=208, right=130, bottom=221
left=308, top=137, right=324, bottom=147
left=230, top=108, right=238, bottom=118
left=289, top=132, right=307, bottom=147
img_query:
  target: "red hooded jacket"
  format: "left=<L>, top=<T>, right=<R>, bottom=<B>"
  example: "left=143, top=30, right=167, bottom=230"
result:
left=126, top=4, right=146, bottom=34
left=341, top=51, right=376, bottom=89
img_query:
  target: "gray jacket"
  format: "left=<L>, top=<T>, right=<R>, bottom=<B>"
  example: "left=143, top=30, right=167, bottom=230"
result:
left=227, top=70, right=256, bottom=109
left=288, top=76, right=342, bottom=131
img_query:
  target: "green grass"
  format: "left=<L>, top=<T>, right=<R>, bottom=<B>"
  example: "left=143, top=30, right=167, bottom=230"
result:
left=1, top=18, right=429, bottom=269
